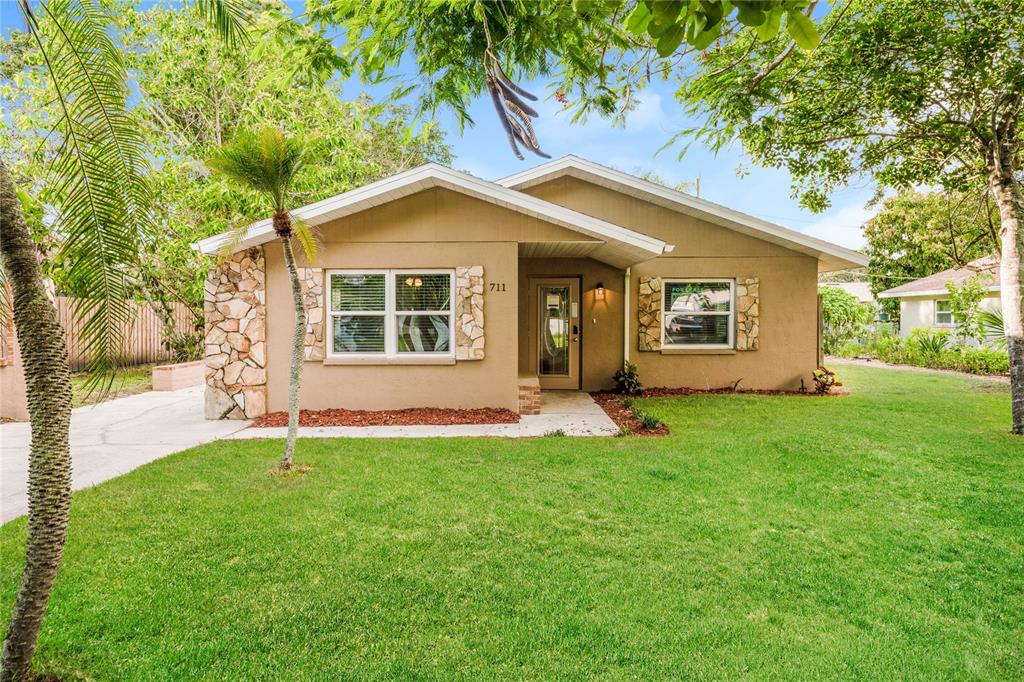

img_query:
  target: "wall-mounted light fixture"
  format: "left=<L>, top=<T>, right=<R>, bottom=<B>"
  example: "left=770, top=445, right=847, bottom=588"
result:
left=595, top=282, right=605, bottom=300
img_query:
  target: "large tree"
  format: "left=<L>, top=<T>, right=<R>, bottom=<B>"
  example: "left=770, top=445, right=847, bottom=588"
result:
left=0, top=1, right=248, bottom=678
left=2, top=1, right=452, bottom=357
left=677, top=0, right=1024, bottom=432
left=315, top=0, right=823, bottom=157
left=864, top=189, right=1000, bottom=318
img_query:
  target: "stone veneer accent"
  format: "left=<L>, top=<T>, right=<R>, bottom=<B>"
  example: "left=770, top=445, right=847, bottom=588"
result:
left=518, top=374, right=541, bottom=415
left=455, top=265, right=485, bottom=360
left=298, top=267, right=325, bottom=361
left=204, top=247, right=267, bottom=419
left=637, top=276, right=662, bottom=352
left=735, top=276, right=760, bottom=351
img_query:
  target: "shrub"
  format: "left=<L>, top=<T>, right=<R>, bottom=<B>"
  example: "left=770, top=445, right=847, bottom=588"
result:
left=613, top=361, right=642, bottom=395
left=910, top=327, right=950, bottom=364
left=819, top=286, right=875, bottom=353
left=812, top=366, right=840, bottom=394
left=835, top=341, right=865, bottom=358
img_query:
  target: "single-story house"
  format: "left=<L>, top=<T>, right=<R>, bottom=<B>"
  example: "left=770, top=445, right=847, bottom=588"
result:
left=877, top=256, right=999, bottom=341
left=196, top=156, right=867, bottom=419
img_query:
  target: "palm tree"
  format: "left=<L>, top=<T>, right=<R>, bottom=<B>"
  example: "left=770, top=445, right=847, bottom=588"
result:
left=2, top=1, right=249, bottom=679
left=207, top=127, right=315, bottom=469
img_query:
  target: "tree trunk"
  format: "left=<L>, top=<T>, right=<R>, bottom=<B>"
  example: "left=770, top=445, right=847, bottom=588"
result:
left=280, top=235, right=306, bottom=466
left=0, top=162, right=73, bottom=681
left=988, top=144, right=1024, bottom=434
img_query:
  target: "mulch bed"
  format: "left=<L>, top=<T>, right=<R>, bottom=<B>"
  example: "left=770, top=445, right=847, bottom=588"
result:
left=252, top=407, right=519, bottom=428
left=589, top=392, right=669, bottom=437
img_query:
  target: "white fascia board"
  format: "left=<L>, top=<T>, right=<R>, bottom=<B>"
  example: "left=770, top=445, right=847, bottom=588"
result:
left=877, top=285, right=1001, bottom=299
left=194, top=163, right=667, bottom=263
left=499, top=155, right=869, bottom=269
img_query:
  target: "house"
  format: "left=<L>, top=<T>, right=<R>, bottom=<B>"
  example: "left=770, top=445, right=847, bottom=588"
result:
left=196, top=156, right=867, bottom=419
left=877, top=256, right=999, bottom=340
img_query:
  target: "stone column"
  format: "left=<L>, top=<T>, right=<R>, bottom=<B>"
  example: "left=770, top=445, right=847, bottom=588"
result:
left=204, top=247, right=268, bottom=419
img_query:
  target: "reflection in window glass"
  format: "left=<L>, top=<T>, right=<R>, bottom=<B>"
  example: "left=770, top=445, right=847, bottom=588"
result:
left=662, top=280, right=734, bottom=347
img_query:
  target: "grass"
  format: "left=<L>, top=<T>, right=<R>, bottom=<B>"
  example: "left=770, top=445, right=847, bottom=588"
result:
left=71, top=364, right=156, bottom=408
left=2, top=365, right=1022, bottom=680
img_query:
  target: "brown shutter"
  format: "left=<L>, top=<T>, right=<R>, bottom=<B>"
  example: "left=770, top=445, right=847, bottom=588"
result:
left=736, top=276, right=760, bottom=351
left=637, top=276, right=662, bottom=351
left=455, top=266, right=485, bottom=360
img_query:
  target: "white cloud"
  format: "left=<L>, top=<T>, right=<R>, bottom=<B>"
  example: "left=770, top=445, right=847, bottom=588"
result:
left=801, top=202, right=875, bottom=250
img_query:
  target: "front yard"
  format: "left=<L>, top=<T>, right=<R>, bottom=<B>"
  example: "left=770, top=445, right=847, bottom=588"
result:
left=1, top=366, right=1022, bottom=680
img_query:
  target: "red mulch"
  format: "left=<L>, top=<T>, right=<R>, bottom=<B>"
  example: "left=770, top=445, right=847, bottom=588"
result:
left=589, top=392, right=669, bottom=437
left=252, top=407, right=519, bottom=428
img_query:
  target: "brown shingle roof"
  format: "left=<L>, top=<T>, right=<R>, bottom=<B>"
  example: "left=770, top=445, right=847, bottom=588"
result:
left=877, top=256, right=999, bottom=298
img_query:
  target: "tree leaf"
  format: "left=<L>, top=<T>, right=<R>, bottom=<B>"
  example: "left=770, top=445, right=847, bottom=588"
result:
left=692, top=20, right=722, bottom=50
left=734, top=2, right=766, bottom=27
left=625, top=2, right=651, bottom=34
left=786, top=9, right=820, bottom=50
left=656, top=22, right=686, bottom=57
left=756, top=6, right=783, bottom=41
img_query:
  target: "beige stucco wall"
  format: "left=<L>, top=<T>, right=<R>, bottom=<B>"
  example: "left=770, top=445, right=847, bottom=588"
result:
left=264, top=189, right=542, bottom=413
left=521, top=177, right=820, bottom=391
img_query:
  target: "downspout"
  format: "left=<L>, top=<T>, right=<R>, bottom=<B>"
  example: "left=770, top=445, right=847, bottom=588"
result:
left=623, top=266, right=631, bottom=365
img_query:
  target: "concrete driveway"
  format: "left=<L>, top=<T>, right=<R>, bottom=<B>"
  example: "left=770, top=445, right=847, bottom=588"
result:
left=1, top=386, right=248, bottom=524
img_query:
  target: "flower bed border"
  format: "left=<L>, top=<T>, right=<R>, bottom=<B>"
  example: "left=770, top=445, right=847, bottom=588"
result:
left=252, top=407, right=520, bottom=428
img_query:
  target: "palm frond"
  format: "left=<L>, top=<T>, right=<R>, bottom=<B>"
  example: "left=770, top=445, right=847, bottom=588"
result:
left=292, top=219, right=318, bottom=265
left=22, top=0, right=154, bottom=391
left=980, top=309, right=1006, bottom=347
left=193, top=0, right=253, bottom=48
left=206, top=126, right=308, bottom=213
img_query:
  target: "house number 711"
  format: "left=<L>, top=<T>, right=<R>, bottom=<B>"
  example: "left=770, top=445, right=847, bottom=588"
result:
left=489, top=283, right=506, bottom=292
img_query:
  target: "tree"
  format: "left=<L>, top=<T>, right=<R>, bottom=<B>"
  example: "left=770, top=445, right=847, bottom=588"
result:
left=207, top=128, right=313, bottom=470
left=1, top=1, right=247, bottom=678
left=946, top=274, right=996, bottom=345
left=314, top=0, right=822, bottom=157
left=864, top=189, right=999, bottom=319
left=679, top=0, right=1024, bottom=433
left=2, top=1, right=453, bottom=360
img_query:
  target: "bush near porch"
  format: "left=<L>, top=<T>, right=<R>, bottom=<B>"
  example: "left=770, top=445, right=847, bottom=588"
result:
left=1, top=366, right=1021, bottom=680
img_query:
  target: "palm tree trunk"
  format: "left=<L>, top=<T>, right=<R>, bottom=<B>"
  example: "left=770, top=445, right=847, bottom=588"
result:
left=988, top=135, right=1024, bottom=434
left=280, top=235, right=306, bottom=466
left=0, top=162, right=73, bottom=681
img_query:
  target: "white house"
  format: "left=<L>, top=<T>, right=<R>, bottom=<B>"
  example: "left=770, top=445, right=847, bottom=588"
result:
left=877, top=256, right=999, bottom=342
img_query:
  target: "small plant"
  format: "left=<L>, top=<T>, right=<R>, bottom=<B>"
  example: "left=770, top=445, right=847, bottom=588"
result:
left=615, top=425, right=632, bottom=437
left=621, top=397, right=635, bottom=409
left=811, top=366, right=840, bottom=394
left=631, top=407, right=663, bottom=430
left=913, top=328, right=949, bottom=359
left=613, top=361, right=642, bottom=396
left=543, top=429, right=567, bottom=437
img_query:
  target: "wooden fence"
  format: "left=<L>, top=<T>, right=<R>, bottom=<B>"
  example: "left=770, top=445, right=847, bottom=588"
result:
left=54, top=297, right=198, bottom=371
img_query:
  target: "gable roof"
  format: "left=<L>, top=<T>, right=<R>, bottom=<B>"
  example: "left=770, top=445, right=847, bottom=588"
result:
left=877, top=256, right=1000, bottom=298
left=498, top=155, right=868, bottom=273
left=194, top=163, right=668, bottom=269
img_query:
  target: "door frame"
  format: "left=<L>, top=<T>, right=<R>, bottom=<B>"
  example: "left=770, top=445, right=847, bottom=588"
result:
left=528, top=275, right=582, bottom=390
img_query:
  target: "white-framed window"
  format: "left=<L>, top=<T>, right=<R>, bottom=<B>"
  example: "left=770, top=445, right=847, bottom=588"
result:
left=327, top=269, right=455, bottom=358
left=662, top=279, right=735, bottom=349
left=934, top=299, right=955, bottom=327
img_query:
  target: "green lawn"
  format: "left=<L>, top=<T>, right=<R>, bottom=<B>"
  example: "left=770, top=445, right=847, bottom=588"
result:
left=71, top=364, right=155, bottom=408
left=2, top=366, right=1022, bottom=680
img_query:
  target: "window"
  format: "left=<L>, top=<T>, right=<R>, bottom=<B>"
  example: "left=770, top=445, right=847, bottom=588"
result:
left=934, top=299, right=955, bottom=326
left=662, top=279, right=735, bottom=348
left=328, top=270, right=454, bottom=357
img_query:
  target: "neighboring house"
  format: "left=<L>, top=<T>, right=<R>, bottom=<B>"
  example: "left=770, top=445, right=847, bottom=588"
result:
left=877, top=256, right=1000, bottom=341
left=196, top=156, right=866, bottom=419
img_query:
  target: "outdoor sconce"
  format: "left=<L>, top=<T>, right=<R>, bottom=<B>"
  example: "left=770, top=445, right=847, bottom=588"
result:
left=595, top=282, right=605, bottom=300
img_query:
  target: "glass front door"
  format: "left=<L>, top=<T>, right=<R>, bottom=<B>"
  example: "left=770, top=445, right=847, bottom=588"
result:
left=531, top=277, right=581, bottom=390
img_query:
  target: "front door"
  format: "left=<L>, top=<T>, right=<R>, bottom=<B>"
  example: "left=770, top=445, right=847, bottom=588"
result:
left=531, top=277, right=581, bottom=390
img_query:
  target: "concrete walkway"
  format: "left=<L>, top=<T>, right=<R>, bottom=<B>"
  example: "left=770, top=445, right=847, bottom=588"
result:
left=1, top=386, right=249, bottom=524
left=228, top=390, right=619, bottom=440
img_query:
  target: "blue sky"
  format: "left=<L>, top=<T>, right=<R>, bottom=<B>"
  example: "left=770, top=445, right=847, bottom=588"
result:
left=1, top=0, right=876, bottom=249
